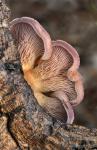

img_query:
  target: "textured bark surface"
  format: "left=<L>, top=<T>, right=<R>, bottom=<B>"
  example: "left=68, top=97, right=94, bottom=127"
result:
left=0, top=0, right=97, bottom=149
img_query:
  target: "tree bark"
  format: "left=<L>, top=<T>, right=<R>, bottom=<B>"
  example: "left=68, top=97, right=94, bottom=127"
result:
left=0, top=0, right=97, bottom=149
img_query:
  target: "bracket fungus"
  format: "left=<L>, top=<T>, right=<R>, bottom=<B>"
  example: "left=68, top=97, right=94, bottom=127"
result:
left=10, top=17, right=84, bottom=124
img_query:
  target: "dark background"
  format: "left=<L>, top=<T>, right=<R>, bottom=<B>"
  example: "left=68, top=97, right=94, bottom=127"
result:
left=7, top=0, right=97, bottom=128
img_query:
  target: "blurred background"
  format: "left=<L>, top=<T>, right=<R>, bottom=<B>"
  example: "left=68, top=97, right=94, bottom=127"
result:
left=7, top=0, right=97, bottom=128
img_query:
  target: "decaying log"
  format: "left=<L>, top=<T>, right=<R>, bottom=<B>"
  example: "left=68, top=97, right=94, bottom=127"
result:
left=0, top=0, right=97, bottom=149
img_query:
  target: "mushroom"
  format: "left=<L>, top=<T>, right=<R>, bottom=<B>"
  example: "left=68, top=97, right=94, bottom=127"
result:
left=10, top=17, right=84, bottom=124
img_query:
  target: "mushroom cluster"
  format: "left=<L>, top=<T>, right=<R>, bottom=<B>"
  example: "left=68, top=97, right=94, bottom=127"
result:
left=10, top=17, right=84, bottom=124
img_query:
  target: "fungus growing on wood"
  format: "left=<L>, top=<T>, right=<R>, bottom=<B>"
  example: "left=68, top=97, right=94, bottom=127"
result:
left=10, top=17, right=84, bottom=124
